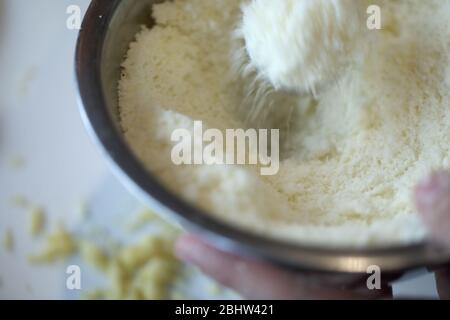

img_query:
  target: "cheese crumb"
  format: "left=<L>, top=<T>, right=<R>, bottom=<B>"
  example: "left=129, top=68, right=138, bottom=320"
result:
left=27, top=207, right=46, bottom=238
left=81, top=289, right=106, bottom=300
left=2, top=229, right=14, bottom=252
left=79, top=241, right=109, bottom=271
left=10, top=195, right=29, bottom=208
left=8, top=155, right=26, bottom=169
left=206, top=282, right=223, bottom=296
left=28, top=226, right=76, bottom=263
left=86, top=233, right=180, bottom=300
left=126, top=209, right=158, bottom=232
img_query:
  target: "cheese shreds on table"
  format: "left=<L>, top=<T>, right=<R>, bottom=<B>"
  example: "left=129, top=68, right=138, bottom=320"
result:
left=119, top=0, right=450, bottom=247
left=26, top=215, right=191, bottom=300
left=27, top=207, right=46, bottom=238
left=2, top=228, right=14, bottom=252
left=10, top=198, right=190, bottom=299
left=28, top=225, right=76, bottom=263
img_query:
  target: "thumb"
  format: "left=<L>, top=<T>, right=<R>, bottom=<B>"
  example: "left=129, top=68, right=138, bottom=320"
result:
left=415, top=171, right=450, bottom=246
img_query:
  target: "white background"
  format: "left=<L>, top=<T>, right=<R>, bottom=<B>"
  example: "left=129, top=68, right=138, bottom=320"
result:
left=0, top=0, right=440, bottom=299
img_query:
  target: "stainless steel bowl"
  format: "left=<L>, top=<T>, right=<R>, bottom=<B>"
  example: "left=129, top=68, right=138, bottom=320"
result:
left=76, top=0, right=450, bottom=284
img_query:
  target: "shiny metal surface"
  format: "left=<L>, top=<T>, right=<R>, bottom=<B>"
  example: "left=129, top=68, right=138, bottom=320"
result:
left=76, top=0, right=450, bottom=282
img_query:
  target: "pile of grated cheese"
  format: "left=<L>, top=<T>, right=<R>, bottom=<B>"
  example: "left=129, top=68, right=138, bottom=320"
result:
left=119, top=0, right=450, bottom=247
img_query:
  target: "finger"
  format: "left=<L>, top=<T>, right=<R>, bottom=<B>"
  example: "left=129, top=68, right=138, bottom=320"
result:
left=415, top=171, right=450, bottom=245
left=435, top=267, right=450, bottom=300
left=175, top=234, right=392, bottom=300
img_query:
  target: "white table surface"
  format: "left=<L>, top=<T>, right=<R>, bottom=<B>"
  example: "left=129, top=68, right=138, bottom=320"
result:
left=0, top=0, right=106, bottom=299
left=0, top=0, right=440, bottom=299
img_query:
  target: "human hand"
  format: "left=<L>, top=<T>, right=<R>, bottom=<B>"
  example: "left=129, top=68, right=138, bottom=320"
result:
left=415, top=171, right=450, bottom=300
left=175, top=234, right=392, bottom=299
left=175, top=171, right=450, bottom=300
